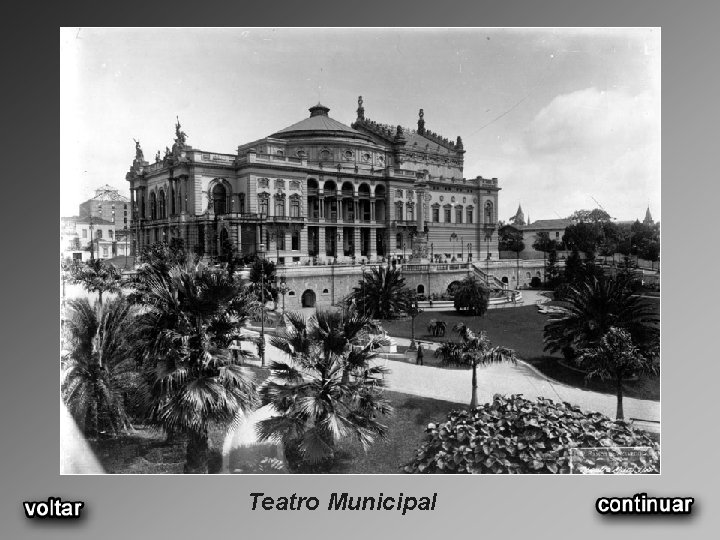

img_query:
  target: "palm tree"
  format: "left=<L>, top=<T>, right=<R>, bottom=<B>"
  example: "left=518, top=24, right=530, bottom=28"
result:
left=70, top=258, right=122, bottom=305
left=578, top=327, right=658, bottom=420
left=452, top=275, right=490, bottom=316
left=543, top=273, right=659, bottom=359
left=257, top=308, right=392, bottom=470
left=62, top=297, right=136, bottom=438
left=452, top=323, right=518, bottom=409
left=130, top=261, right=259, bottom=473
left=347, top=265, right=413, bottom=319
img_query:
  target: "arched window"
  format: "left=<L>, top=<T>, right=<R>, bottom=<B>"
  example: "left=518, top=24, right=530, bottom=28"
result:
left=159, top=189, right=167, bottom=218
left=150, top=192, right=157, bottom=220
left=485, top=201, right=494, bottom=223
left=171, top=185, right=176, bottom=215
left=212, top=184, right=227, bottom=215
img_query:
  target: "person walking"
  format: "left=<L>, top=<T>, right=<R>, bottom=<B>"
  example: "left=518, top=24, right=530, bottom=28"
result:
left=416, top=343, right=424, bottom=366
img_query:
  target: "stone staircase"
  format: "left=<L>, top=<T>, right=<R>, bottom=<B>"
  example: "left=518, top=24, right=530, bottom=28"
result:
left=471, top=263, right=506, bottom=289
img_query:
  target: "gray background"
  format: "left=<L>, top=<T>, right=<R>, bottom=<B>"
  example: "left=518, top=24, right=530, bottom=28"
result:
left=2, top=0, right=718, bottom=537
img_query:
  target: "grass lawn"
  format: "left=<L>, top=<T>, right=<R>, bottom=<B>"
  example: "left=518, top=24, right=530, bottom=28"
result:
left=381, top=302, right=660, bottom=402
left=332, top=391, right=465, bottom=474
left=91, top=389, right=464, bottom=475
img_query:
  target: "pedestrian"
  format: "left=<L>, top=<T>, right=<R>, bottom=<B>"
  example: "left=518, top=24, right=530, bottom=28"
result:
left=416, top=343, right=424, bottom=366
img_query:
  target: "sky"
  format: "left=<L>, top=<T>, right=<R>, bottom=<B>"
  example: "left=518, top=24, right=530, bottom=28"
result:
left=60, top=27, right=660, bottom=223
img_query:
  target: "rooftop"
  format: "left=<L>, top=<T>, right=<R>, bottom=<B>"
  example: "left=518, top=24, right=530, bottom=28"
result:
left=272, top=104, right=372, bottom=141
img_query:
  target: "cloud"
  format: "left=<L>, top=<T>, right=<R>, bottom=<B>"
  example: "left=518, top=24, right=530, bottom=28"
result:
left=488, top=87, right=660, bottom=222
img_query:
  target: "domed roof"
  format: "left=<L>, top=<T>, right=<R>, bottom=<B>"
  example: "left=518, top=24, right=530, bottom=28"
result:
left=272, top=104, right=373, bottom=141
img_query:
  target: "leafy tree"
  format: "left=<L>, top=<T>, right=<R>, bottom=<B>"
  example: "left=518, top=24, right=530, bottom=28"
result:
left=567, top=208, right=612, bottom=223
left=68, top=258, right=122, bottom=305
left=452, top=275, right=491, bottom=316
left=532, top=232, right=558, bottom=283
left=578, top=327, right=658, bottom=420
left=544, top=273, right=659, bottom=360
left=347, top=265, right=414, bottom=319
left=562, top=249, right=585, bottom=284
left=545, top=248, right=561, bottom=288
left=130, top=261, right=259, bottom=473
left=257, top=309, right=392, bottom=470
left=563, top=222, right=603, bottom=257
left=62, top=297, right=137, bottom=437
left=499, top=229, right=524, bottom=286
left=451, top=323, right=518, bottom=408
left=405, top=394, right=659, bottom=474
left=248, top=257, right=278, bottom=303
left=639, top=239, right=660, bottom=270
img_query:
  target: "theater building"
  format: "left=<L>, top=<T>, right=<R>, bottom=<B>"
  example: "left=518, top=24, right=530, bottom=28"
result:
left=126, top=98, right=501, bottom=266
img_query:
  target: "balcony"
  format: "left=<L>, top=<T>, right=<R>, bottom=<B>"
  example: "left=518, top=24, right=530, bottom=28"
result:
left=272, top=216, right=306, bottom=224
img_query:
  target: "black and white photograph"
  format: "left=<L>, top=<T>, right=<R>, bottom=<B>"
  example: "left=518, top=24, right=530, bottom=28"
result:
left=59, top=27, right=660, bottom=475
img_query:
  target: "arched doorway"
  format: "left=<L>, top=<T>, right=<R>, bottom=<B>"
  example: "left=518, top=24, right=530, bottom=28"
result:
left=301, top=289, right=316, bottom=308
left=501, top=276, right=509, bottom=284
left=417, top=284, right=425, bottom=295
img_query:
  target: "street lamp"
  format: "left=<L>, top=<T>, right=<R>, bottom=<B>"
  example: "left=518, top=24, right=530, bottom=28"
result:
left=450, top=232, right=458, bottom=261
left=278, top=281, right=289, bottom=322
left=408, top=298, right=422, bottom=351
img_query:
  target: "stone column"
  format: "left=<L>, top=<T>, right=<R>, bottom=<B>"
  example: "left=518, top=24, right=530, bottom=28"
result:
left=370, top=198, right=376, bottom=221
left=369, top=228, right=377, bottom=259
left=318, top=226, right=326, bottom=260
left=354, top=227, right=361, bottom=259
left=319, top=196, right=325, bottom=219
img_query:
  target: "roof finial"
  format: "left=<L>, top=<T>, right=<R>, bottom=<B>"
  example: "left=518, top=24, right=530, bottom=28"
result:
left=357, top=95, right=365, bottom=121
left=456, top=136, right=463, bottom=150
left=417, top=108, right=425, bottom=135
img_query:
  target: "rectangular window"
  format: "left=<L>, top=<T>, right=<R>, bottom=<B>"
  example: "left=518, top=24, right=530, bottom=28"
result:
left=555, top=232, right=560, bottom=239
left=102, top=247, right=108, bottom=257
left=259, top=198, right=269, bottom=216
left=109, top=230, right=113, bottom=239
left=456, top=207, right=463, bottom=224
left=444, top=208, right=451, bottom=222
left=290, top=199, right=300, bottom=217
left=96, top=229, right=103, bottom=239
left=291, top=230, right=300, bottom=250
left=407, top=206, right=414, bottom=222
left=467, top=208, right=473, bottom=224
left=432, top=208, right=439, bottom=222
left=277, top=234, right=286, bottom=251
left=82, top=229, right=87, bottom=238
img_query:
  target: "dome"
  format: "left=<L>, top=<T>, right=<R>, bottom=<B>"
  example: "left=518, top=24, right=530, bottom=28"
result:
left=272, top=104, right=373, bottom=142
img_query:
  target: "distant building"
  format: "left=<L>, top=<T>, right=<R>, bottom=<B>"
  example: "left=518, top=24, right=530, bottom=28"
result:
left=499, top=218, right=575, bottom=259
left=61, top=216, right=129, bottom=261
left=79, top=185, right=131, bottom=229
left=61, top=184, right=132, bottom=262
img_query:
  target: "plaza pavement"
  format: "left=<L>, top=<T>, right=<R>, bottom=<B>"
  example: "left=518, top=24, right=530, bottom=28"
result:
left=232, top=322, right=660, bottom=433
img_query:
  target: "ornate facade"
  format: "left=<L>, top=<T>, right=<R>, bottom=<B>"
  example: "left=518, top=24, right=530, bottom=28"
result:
left=126, top=99, right=501, bottom=265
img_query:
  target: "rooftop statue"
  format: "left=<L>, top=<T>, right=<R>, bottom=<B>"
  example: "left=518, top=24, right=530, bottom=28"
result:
left=133, top=138, right=144, bottom=161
